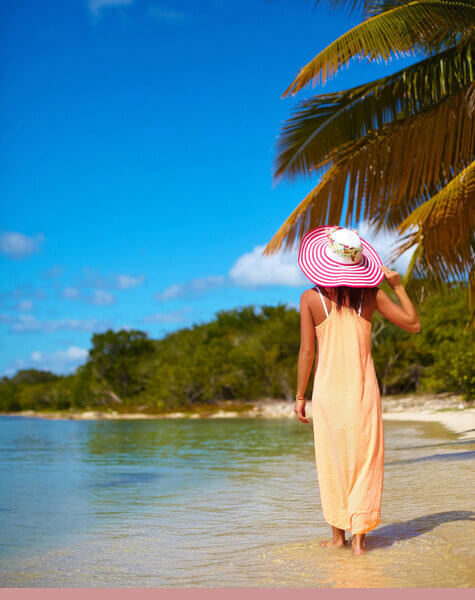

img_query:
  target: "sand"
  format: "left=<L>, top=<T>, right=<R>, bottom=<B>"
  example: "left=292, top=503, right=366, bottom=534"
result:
left=381, top=409, right=475, bottom=439
left=2, top=395, right=474, bottom=439
left=251, top=396, right=475, bottom=440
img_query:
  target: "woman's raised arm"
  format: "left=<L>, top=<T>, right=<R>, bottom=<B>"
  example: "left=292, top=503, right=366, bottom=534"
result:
left=375, top=266, right=421, bottom=333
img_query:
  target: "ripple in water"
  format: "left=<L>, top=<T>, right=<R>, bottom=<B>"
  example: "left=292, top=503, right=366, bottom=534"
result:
left=0, top=416, right=473, bottom=587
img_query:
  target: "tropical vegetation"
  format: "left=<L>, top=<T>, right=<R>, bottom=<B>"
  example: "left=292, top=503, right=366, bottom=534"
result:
left=0, top=282, right=472, bottom=414
left=264, top=0, right=474, bottom=307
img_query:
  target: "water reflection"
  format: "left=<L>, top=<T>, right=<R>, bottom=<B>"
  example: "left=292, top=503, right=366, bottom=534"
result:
left=0, top=416, right=473, bottom=587
left=89, top=472, right=163, bottom=488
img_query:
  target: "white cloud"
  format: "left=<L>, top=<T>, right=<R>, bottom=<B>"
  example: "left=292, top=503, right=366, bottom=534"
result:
left=62, top=287, right=81, bottom=300
left=18, top=300, right=33, bottom=312
left=0, top=232, right=44, bottom=259
left=88, top=0, right=134, bottom=18
left=116, top=274, right=145, bottom=289
left=0, top=287, right=45, bottom=311
left=157, top=284, right=182, bottom=301
left=229, top=245, right=307, bottom=288
left=152, top=226, right=415, bottom=301
left=7, top=346, right=89, bottom=376
left=43, top=265, right=64, bottom=278
left=0, top=286, right=46, bottom=305
left=356, top=220, right=417, bottom=274
left=155, top=276, right=225, bottom=302
left=79, top=268, right=145, bottom=291
left=81, top=267, right=109, bottom=288
left=60, top=287, right=115, bottom=305
left=6, top=314, right=109, bottom=333
left=92, top=290, right=115, bottom=306
left=60, top=270, right=144, bottom=304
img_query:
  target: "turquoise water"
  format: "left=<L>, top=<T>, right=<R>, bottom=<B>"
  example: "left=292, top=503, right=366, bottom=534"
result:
left=0, top=415, right=474, bottom=587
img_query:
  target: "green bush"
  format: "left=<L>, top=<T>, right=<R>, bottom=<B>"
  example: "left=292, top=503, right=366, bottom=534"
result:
left=0, top=285, right=471, bottom=412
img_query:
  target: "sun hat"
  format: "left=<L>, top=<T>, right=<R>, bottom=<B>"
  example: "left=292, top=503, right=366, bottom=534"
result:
left=298, top=225, right=384, bottom=287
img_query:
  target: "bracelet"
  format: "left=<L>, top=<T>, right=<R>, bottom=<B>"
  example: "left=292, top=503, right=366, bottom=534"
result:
left=295, top=394, right=306, bottom=403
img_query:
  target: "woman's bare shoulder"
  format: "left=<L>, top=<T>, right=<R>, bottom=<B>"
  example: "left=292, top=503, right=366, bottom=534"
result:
left=373, top=286, right=400, bottom=315
left=300, top=287, right=316, bottom=303
left=374, top=286, right=390, bottom=303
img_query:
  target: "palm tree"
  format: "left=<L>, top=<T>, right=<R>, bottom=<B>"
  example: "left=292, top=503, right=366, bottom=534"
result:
left=263, top=0, right=474, bottom=306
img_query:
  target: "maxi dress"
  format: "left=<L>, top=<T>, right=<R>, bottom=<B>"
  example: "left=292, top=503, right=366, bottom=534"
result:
left=311, top=285, right=385, bottom=534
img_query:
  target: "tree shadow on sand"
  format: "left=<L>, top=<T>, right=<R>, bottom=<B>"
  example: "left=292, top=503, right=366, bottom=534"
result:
left=366, top=511, right=474, bottom=549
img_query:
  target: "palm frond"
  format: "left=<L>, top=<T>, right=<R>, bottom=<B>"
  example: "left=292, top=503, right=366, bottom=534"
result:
left=392, top=232, right=474, bottom=313
left=467, top=80, right=475, bottom=116
left=364, top=0, right=438, bottom=17
left=314, top=0, right=468, bottom=19
left=283, top=1, right=475, bottom=95
left=394, top=161, right=475, bottom=281
left=313, top=0, right=464, bottom=19
left=274, top=40, right=473, bottom=181
left=263, top=91, right=474, bottom=256
left=401, top=234, right=421, bottom=285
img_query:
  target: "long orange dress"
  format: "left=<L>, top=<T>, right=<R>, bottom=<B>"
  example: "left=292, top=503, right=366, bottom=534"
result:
left=311, top=285, right=384, bottom=535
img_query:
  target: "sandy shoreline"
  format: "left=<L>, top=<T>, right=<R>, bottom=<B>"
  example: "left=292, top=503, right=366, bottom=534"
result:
left=381, top=395, right=475, bottom=440
left=2, top=395, right=474, bottom=439
left=381, top=410, right=475, bottom=439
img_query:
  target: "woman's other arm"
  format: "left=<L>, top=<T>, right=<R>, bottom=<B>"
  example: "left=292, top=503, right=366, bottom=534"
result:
left=295, top=291, right=316, bottom=424
left=375, top=266, right=421, bottom=333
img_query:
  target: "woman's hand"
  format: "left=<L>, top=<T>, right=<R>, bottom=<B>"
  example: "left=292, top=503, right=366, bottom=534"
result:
left=381, top=265, right=402, bottom=289
left=294, top=400, right=309, bottom=424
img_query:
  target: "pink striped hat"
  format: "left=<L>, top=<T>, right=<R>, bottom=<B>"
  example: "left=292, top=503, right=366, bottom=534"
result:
left=298, top=225, right=384, bottom=287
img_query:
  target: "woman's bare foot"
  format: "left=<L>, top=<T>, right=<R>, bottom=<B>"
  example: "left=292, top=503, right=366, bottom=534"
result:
left=318, top=526, right=346, bottom=548
left=318, top=538, right=346, bottom=548
left=351, top=534, right=366, bottom=555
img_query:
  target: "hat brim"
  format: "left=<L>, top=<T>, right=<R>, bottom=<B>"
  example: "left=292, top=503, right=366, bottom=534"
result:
left=298, top=225, right=384, bottom=287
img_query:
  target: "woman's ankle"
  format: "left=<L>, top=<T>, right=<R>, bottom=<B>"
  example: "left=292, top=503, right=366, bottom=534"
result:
left=331, top=526, right=346, bottom=542
left=352, top=534, right=366, bottom=545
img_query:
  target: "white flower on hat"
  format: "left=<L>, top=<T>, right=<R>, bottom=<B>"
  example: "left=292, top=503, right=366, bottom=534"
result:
left=298, top=224, right=384, bottom=287
left=327, top=227, right=363, bottom=264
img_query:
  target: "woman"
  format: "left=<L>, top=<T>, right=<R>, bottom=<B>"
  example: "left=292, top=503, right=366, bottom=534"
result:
left=294, top=225, right=421, bottom=556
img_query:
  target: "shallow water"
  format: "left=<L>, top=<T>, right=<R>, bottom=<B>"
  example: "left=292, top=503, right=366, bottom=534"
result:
left=0, top=415, right=473, bottom=587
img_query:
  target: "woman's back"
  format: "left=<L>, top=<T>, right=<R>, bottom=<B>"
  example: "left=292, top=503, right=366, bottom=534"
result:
left=304, top=286, right=377, bottom=329
left=312, top=285, right=379, bottom=428
left=301, top=282, right=421, bottom=337
left=309, top=284, right=385, bottom=534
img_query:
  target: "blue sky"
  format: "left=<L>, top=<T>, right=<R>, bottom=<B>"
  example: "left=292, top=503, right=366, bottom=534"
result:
left=0, top=0, right=417, bottom=375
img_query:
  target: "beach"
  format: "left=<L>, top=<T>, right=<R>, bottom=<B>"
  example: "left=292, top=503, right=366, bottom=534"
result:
left=2, top=394, right=474, bottom=440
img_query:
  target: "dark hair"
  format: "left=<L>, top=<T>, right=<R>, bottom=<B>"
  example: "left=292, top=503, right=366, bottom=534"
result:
left=321, top=286, right=373, bottom=313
